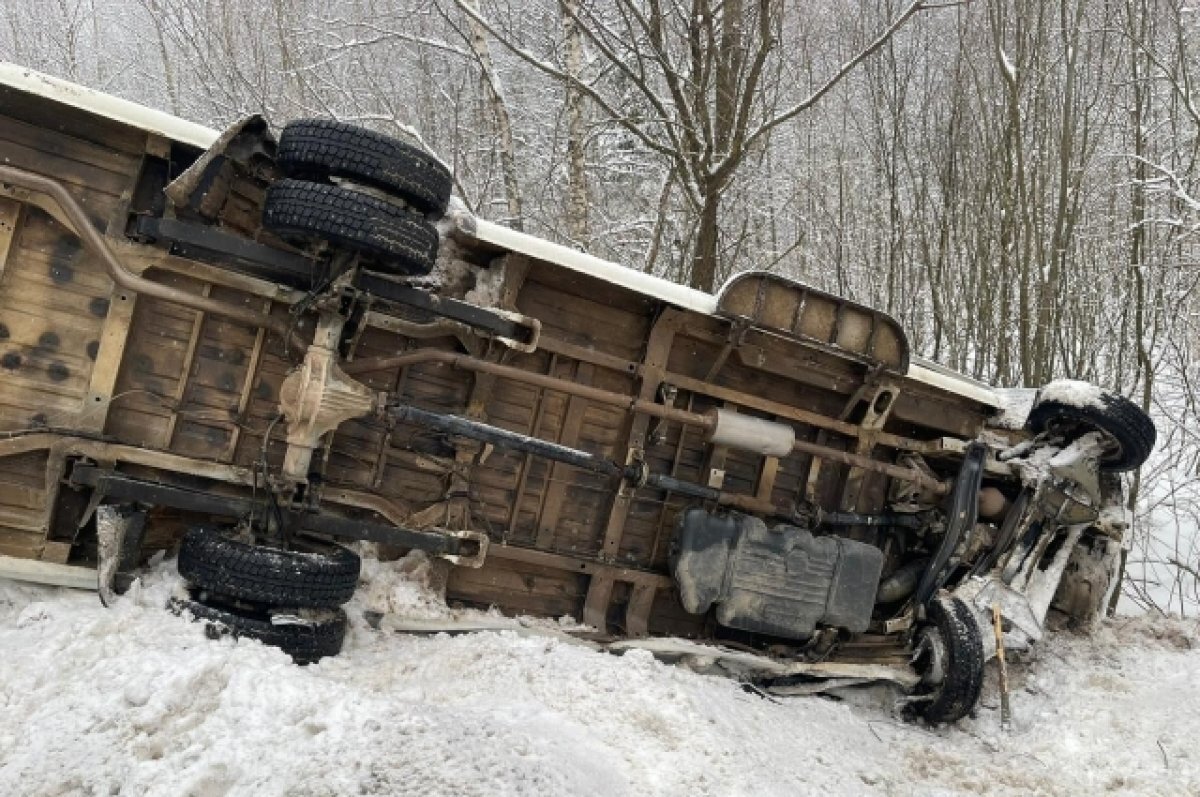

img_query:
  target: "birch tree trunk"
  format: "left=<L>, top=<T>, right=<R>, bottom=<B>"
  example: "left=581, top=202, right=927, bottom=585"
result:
left=460, top=0, right=524, bottom=229
left=562, top=0, right=589, bottom=246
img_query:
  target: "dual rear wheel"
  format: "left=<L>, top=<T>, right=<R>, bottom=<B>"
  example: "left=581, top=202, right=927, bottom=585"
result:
left=171, top=525, right=361, bottom=664
left=262, top=119, right=453, bottom=277
left=176, top=120, right=452, bottom=657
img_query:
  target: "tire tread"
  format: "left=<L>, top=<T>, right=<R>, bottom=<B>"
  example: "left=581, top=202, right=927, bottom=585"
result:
left=263, top=179, right=439, bottom=276
left=916, top=595, right=985, bottom=724
left=169, top=593, right=346, bottom=664
left=178, top=525, right=360, bottom=609
left=277, top=119, right=452, bottom=217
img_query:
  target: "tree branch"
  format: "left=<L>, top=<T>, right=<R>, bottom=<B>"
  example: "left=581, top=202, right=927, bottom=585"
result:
left=741, top=0, right=939, bottom=155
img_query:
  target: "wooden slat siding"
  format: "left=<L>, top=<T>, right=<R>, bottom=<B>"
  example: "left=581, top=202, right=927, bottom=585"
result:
left=0, top=391, right=89, bottom=427
left=8, top=212, right=113, bottom=292
left=0, top=449, right=50, bottom=549
left=647, top=584, right=710, bottom=638
left=504, top=352, right=558, bottom=542
left=582, top=310, right=678, bottom=630
left=473, top=351, right=569, bottom=544
left=231, top=355, right=290, bottom=464
left=0, top=533, right=44, bottom=558
left=0, top=87, right=152, bottom=157
left=363, top=335, right=416, bottom=492
left=396, top=366, right=472, bottom=411
left=162, top=290, right=209, bottom=448
left=0, top=198, right=20, bottom=284
left=637, top=392, right=698, bottom=569
left=0, top=119, right=136, bottom=193
left=516, top=286, right=648, bottom=362
left=447, top=557, right=587, bottom=619
left=0, top=482, right=44, bottom=511
left=335, top=332, right=465, bottom=498
left=0, top=139, right=129, bottom=204
left=621, top=388, right=716, bottom=568
left=368, top=451, right=451, bottom=502
left=0, top=211, right=111, bottom=429
left=532, top=361, right=595, bottom=549
left=625, top=582, right=658, bottom=636
left=0, top=110, right=141, bottom=173
left=0, top=451, right=49, bottom=484
left=2, top=296, right=131, bottom=363
left=771, top=445, right=816, bottom=514
left=171, top=421, right=234, bottom=460
left=106, top=294, right=191, bottom=450
left=324, top=420, right=390, bottom=490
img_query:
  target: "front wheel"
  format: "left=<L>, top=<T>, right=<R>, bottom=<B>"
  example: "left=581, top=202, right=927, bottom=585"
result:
left=1026, top=380, right=1155, bottom=472
left=910, top=594, right=985, bottom=724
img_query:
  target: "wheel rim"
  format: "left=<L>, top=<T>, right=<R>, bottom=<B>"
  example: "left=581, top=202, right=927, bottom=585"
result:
left=913, top=625, right=948, bottom=688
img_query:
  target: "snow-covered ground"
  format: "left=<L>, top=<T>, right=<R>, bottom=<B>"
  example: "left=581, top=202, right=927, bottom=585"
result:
left=1, top=555, right=1198, bottom=797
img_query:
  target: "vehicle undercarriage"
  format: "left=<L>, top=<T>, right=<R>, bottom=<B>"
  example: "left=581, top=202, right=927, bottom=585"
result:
left=0, top=65, right=1155, bottom=723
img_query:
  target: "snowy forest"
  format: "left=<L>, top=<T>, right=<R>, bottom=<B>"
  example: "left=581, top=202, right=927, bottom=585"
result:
left=2, top=0, right=1198, bottom=614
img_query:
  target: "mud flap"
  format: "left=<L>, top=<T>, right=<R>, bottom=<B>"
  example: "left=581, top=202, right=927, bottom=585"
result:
left=95, top=504, right=147, bottom=606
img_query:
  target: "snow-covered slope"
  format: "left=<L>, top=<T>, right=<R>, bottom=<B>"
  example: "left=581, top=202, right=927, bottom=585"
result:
left=1, top=557, right=1197, bottom=797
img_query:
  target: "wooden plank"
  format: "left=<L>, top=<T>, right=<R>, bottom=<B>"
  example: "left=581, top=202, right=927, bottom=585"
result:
left=83, top=287, right=138, bottom=434
left=0, top=135, right=130, bottom=198
left=0, top=198, right=21, bottom=284
left=0, top=87, right=151, bottom=155
left=0, top=112, right=140, bottom=177
left=625, top=583, right=659, bottom=637
left=585, top=311, right=679, bottom=632
left=506, top=353, right=557, bottom=539
left=533, top=361, right=595, bottom=548
left=487, top=543, right=672, bottom=588
left=224, top=302, right=271, bottom=462
left=163, top=292, right=208, bottom=446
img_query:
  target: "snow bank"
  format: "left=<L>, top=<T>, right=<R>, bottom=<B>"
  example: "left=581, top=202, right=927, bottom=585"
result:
left=2, top=560, right=1198, bottom=796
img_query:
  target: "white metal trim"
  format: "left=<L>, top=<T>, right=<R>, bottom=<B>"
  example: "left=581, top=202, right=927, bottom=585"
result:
left=0, top=62, right=219, bottom=150
left=459, top=215, right=719, bottom=315
left=908, top=357, right=1001, bottom=408
left=0, top=554, right=98, bottom=590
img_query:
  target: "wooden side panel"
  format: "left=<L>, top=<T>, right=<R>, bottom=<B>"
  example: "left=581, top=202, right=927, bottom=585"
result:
left=0, top=107, right=143, bottom=559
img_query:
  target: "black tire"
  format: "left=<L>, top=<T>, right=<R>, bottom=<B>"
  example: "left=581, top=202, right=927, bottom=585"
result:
left=277, top=119, right=453, bottom=217
left=911, top=594, right=985, bottom=724
left=262, top=179, right=439, bottom=276
left=169, top=591, right=347, bottom=664
left=178, top=525, right=360, bottom=609
left=1026, top=381, right=1156, bottom=472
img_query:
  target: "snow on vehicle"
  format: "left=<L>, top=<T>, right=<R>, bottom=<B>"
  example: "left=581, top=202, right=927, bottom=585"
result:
left=0, top=64, right=1155, bottom=722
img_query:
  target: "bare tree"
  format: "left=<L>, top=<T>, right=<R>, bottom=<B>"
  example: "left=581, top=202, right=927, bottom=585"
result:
left=453, top=0, right=941, bottom=290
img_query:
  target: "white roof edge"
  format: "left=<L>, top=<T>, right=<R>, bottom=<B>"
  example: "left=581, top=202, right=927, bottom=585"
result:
left=0, top=62, right=219, bottom=150
left=460, top=215, right=720, bottom=315
left=908, top=357, right=1001, bottom=408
